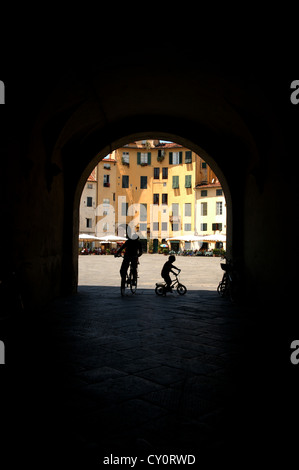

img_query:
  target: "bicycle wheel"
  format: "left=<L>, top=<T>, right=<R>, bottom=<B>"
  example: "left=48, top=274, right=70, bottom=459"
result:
left=130, top=270, right=137, bottom=294
left=155, top=285, right=165, bottom=296
left=121, top=274, right=130, bottom=296
left=217, top=274, right=227, bottom=297
left=177, top=283, right=187, bottom=295
left=217, top=281, right=226, bottom=296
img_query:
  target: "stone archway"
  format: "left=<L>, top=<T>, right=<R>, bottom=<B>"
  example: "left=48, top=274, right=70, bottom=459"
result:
left=5, top=58, right=284, bottom=310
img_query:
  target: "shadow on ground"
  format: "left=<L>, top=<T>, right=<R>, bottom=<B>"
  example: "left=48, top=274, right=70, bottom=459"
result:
left=1, top=287, right=298, bottom=467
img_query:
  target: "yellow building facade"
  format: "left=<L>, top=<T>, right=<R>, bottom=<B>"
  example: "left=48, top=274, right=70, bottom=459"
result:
left=91, top=140, right=225, bottom=252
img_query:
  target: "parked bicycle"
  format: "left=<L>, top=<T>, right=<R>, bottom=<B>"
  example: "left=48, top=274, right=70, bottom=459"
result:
left=155, top=270, right=187, bottom=296
left=217, top=255, right=239, bottom=302
left=115, top=253, right=139, bottom=296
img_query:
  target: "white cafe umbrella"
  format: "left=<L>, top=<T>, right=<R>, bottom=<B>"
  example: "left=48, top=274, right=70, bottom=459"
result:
left=79, top=233, right=102, bottom=241
left=97, top=235, right=127, bottom=242
left=202, top=234, right=226, bottom=242
left=166, top=235, right=205, bottom=242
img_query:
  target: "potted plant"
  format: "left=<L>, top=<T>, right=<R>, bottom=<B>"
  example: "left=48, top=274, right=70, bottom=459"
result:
left=157, top=150, right=165, bottom=162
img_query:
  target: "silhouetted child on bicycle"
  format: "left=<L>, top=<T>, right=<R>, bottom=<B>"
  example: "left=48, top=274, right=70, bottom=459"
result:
left=161, top=255, right=180, bottom=292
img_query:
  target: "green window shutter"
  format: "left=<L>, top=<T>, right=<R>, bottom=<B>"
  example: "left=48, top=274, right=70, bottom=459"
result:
left=185, top=175, right=192, bottom=188
left=169, top=152, right=173, bottom=164
left=137, top=152, right=141, bottom=165
left=179, top=151, right=183, bottom=164
left=147, top=152, right=151, bottom=165
left=172, top=175, right=179, bottom=189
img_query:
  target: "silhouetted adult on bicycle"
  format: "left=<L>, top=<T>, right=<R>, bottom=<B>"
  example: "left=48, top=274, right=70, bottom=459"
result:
left=115, top=233, right=143, bottom=290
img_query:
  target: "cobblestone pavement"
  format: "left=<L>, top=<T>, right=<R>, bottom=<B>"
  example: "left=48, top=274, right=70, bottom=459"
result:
left=54, top=255, right=248, bottom=464
left=2, top=255, right=293, bottom=467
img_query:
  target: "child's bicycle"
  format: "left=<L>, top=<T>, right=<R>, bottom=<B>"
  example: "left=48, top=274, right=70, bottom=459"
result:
left=155, top=270, right=187, bottom=296
left=115, top=253, right=139, bottom=296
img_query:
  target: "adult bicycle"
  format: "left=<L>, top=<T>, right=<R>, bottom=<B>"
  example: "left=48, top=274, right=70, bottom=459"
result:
left=115, top=253, right=139, bottom=296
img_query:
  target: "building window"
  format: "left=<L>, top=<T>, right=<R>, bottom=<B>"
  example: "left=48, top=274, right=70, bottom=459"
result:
left=185, top=151, right=192, bottom=163
left=86, top=218, right=92, bottom=228
left=137, top=152, right=151, bottom=165
left=86, top=196, right=93, bottom=207
left=201, top=202, right=207, bottom=216
left=184, top=223, right=191, bottom=231
left=172, top=203, right=179, bottom=216
left=162, top=194, right=168, bottom=205
left=154, top=168, right=160, bottom=179
left=121, top=202, right=128, bottom=216
left=212, top=223, right=222, bottom=231
left=141, top=152, right=150, bottom=164
left=162, top=167, right=168, bottom=179
left=200, top=223, right=207, bottom=231
left=140, top=203, right=147, bottom=221
left=172, top=175, right=179, bottom=189
left=103, top=175, right=110, bottom=187
left=185, top=175, right=192, bottom=188
left=140, top=176, right=147, bottom=189
left=169, top=151, right=183, bottom=165
left=172, top=223, right=179, bottom=231
left=153, top=222, right=159, bottom=231
left=103, top=163, right=111, bottom=169
left=216, top=188, right=223, bottom=196
left=201, top=189, right=207, bottom=197
left=161, top=222, right=168, bottom=231
left=202, top=161, right=207, bottom=169
left=185, top=203, right=191, bottom=217
left=87, top=183, right=93, bottom=189
left=122, top=175, right=129, bottom=188
left=216, top=201, right=223, bottom=215
left=140, top=222, right=147, bottom=231
left=153, top=194, right=159, bottom=205
left=103, top=198, right=110, bottom=215
left=122, top=152, right=129, bottom=164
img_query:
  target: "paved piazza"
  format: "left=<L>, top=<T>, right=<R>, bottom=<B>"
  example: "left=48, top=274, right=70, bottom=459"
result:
left=78, top=253, right=224, bottom=291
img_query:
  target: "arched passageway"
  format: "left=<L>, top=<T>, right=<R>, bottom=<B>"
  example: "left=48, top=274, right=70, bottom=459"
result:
left=1, top=56, right=290, bottom=312
left=2, top=39, right=299, bottom=468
